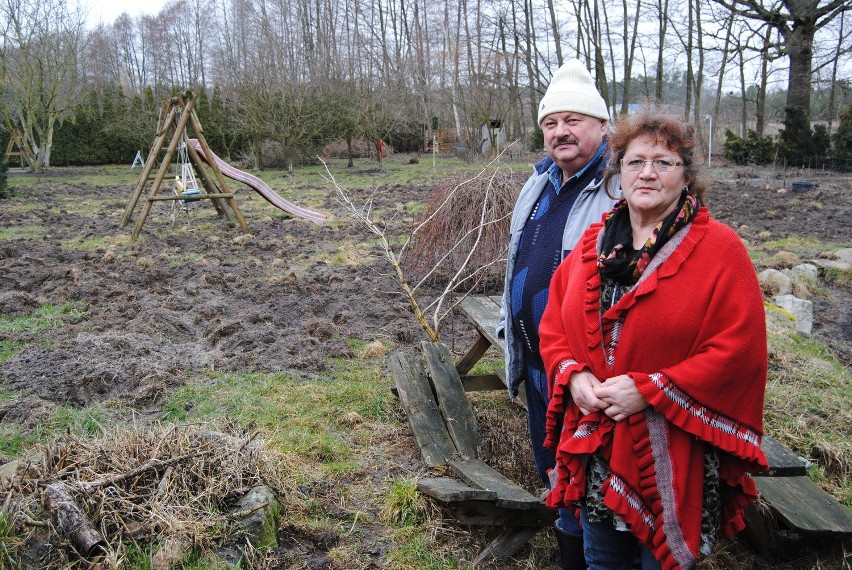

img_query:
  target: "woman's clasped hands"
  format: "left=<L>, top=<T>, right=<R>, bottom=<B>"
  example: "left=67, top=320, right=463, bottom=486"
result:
left=568, top=370, right=649, bottom=421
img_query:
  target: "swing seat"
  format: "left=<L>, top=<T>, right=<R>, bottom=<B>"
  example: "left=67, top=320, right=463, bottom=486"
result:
left=180, top=188, right=202, bottom=203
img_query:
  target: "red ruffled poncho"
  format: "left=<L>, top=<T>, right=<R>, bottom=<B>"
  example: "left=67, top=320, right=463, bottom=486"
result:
left=539, top=209, right=768, bottom=570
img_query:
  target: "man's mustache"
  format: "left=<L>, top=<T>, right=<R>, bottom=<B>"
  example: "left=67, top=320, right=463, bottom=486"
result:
left=552, top=136, right=579, bottom=148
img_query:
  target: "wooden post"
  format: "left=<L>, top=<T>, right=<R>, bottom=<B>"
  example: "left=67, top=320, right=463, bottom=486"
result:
left=121, top=104, right=178, bottom=227
left=187, top=108, right=249, bottom=234
left=131, top=95, right=196, bottom=238
left=184, top=134, right=229, bottom=218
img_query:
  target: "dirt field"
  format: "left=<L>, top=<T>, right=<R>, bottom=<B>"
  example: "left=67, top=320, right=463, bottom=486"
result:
left=0, top=160, right=850, bottom=568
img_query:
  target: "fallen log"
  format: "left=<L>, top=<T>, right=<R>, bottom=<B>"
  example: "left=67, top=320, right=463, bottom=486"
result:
left=43, top=482, right=106, bottom=558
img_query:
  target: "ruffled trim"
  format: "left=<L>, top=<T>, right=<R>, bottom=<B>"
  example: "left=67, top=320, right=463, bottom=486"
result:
left=546, top=410, right=614, bottom=509
left=719, top=459, right=761, bottom=538
left=543, top=360, right=586, bottom=450
left=635, top=372, right=768, bottom=472
left=601, top=414, right=681, bottom=568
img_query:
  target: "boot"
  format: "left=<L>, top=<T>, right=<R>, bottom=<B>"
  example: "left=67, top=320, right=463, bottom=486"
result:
left=554, top=525, right=587, bottom=570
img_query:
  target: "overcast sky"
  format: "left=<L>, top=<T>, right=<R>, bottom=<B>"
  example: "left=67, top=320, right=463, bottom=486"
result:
left=84, top=0, right=168, bottom=28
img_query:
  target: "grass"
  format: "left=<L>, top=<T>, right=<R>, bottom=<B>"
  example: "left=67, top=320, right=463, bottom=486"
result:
left=0, top=402, right=122, bottom=457
left=0, top=511, right=24, bottom=569
left=0, top=303, right=89, bottom=361
left=765, top=329, right=852, bottom=505
left=0, top=224, right=46, bottom=241
left=748, top=235, right=852, bottom=268
left=381, top=477, right=427, bottom=527
left=822, top=266, right=852, bottom=290
left=162, top=359, right=395, bottom=476
left=151, top=356, right=477, bottom=568
left=62, top=233, right=133, bottom=252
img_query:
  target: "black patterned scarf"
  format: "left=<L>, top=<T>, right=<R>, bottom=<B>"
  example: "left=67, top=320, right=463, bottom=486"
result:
left=598, top=190, right=699, bottom=285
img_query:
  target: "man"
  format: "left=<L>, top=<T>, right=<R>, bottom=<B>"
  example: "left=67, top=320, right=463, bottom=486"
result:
left=497, top=59, right=620, bottom=570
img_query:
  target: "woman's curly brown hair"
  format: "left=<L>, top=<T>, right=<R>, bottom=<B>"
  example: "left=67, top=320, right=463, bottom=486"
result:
left=603, top=110, right=708, bottom=205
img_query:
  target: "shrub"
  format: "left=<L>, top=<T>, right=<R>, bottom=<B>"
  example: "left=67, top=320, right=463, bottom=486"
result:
left=0, top=158, right=9, bottom=199
left=777, top=106, right=823, bottom=167
left=530, top=127, right=544, bottom=151
left=722, top=129, right=775, bottom=165
left=832, top=101, right=852, bottom=171
left=402, top=171, right=523, bottom=292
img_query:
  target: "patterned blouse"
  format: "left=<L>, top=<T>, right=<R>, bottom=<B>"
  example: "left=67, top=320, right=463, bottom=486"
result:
left=583, top=275, right=722, bottom=556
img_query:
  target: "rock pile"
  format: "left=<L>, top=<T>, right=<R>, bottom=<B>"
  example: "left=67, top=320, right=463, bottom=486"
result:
left=758, top=248, right=852, bottom=336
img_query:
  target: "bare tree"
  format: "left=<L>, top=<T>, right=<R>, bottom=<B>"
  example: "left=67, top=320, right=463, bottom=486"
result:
left=620, top=0, right=642, bottom=115
left=654, top=0, right=670, bottom=104
left=546, top=0, right=564, bottom=67
left=712, top=0, right=852, bottom=129
left=0, top=0, right=88, bottom=170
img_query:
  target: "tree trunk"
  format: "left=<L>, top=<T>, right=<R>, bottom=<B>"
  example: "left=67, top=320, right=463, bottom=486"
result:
left=784, top=21, right=816, bottom=123
left=756, top=26, right=772, bottom=135
left=738, top=48, right=748, bottom=135
left=253, top=138, right=264, bottom=171
left=591, top=0, right=611, bottom=112
left=547, top=0, right=564, bottom=66
left=655, top=0, right=669, bottom=104
left=620, top=0, right=641, bottom=116
left=684, top=0, right=694, bottom=121
left=713, top=12, right=735, bottom=121
left=826, top=11, right=845, bottom=131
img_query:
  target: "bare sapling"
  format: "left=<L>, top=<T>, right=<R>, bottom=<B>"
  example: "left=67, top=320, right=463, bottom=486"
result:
left=322, top=144, right=520, bottom=342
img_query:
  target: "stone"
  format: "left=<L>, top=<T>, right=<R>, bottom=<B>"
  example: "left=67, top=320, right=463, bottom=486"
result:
left=836, top=248, right=852, bottom=265
left=783, top=263, right=819, bottom=298
left=772, top=295, right=813, bottom=336
left=758, top=268, right=792, bottom=296
left=0, top=459, right=19, bottom=483
left=232, top=485, right=283, bottom=549
left=786, top=263, right=818, bottom=284
left=765, top=304, right=796, bottom=335
left=810, top=258, right=851, bottom=272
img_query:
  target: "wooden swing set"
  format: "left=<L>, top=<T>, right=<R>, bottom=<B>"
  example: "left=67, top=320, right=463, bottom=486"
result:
left=4, top=128, right=37, bottom=168
left=120, top=90, right=249, bottom=239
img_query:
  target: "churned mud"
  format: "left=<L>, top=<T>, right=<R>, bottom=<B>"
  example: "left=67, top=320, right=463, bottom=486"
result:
left=0, top=163, right=849, bottom=568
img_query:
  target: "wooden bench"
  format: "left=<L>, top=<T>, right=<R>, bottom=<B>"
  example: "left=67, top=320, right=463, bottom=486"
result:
left=390, top=341, right=554, bottom=564
left=454, top=295, right=852, bottom=552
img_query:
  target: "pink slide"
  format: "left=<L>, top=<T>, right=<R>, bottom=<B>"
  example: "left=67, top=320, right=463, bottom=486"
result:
left=189, top=139, right=326, bottom=224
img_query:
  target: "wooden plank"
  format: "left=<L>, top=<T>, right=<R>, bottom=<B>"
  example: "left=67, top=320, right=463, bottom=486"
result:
left=759, top=435, right=809, bottom=477
left=474, top=526, right=543, bottom=565
left=449, top=459, right=541, bottom=510
left=756, top=476, right=852, bottom=535
left=742, top=499, right=781, bottom=556
left=438, top=499, right=555, bottom=527
left=458, top=296, right=504, bottom=350
left=459, top=373, right=505, bottom=392
left=421, top=342, right=481, bottom=459
left=417, top=477, right=497, bottom=502
left=388, top=352, right=456, bottom=467
left=455, top=335, right=492, bottom=375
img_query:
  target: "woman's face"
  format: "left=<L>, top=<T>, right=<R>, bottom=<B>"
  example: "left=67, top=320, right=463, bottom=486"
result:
left=620, top=135, right=688, bottom=223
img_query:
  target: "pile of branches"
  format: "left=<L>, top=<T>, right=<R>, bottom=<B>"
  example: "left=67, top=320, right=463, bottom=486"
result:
left=402, top=170, right=524, bottom=292
left=1, top=424, right=289, bottom=568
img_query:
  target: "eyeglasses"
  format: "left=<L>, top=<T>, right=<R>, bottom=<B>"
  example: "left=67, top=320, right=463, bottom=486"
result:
left=621, top=158, right=683, bottom=172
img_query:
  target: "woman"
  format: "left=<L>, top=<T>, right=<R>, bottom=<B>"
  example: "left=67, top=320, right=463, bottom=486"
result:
left=538, top=111, right=768, bottom=570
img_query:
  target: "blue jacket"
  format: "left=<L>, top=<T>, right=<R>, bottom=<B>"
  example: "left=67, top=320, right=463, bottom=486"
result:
left=497, top=156, right=621, bottom=397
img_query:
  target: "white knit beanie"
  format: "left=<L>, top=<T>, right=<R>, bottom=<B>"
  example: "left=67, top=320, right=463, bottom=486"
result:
left=538, top=59, right=610, bottom=125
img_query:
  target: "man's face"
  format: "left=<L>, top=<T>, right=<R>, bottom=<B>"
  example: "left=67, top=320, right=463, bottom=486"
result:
left=541, top=112, right=608, bottom=177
